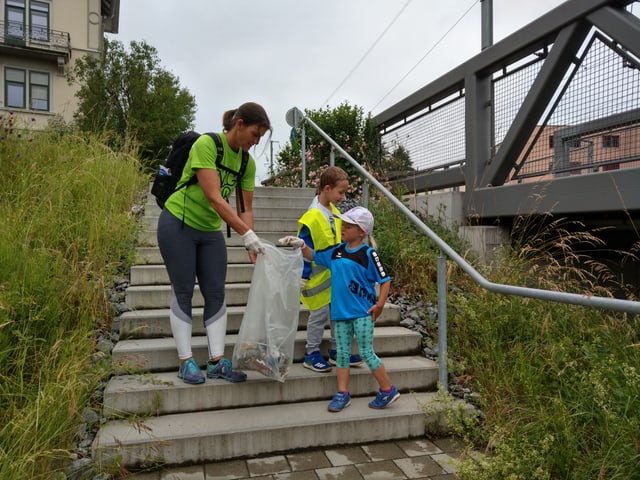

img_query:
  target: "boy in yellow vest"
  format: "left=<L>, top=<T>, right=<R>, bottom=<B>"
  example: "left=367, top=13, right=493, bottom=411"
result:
left=298, top=166, right=362, bottom=372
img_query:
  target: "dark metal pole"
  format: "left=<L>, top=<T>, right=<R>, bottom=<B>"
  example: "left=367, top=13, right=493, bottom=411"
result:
left=481, top=0, right=493, bottom=50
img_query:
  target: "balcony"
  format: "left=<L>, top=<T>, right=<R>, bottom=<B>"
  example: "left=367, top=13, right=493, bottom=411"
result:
left=0, top=20, right=71, bottom=63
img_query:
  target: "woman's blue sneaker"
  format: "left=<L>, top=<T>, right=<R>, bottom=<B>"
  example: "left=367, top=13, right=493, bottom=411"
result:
left=178, top=358, right=205, bottom=385
left=328, top=391, right=351, bottom=412
left=207, top=358, right=247, bottom=383
left=328, top=349, right=363, bottom=367
left=368, top=385, right=400, bottom=409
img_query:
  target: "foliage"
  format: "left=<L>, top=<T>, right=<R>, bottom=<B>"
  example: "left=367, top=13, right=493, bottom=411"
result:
left=268, top=102, right=405, bottom=198
left=0, top=112, right=147, bottom=478
left=70, top=38, right=196, bottom=170
left=368, top=185, right=639, bottom=478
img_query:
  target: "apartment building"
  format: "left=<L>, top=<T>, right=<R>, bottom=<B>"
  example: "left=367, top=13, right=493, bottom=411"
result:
left=0, top=0, right=119, bottom=128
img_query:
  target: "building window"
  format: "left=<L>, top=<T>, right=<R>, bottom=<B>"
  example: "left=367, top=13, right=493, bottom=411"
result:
left=6, top=0, right=26, bottom=41
left=30, top=1, right=50, bottom=42
left=602, top=135, right=620, bottom=148
left=4, top=67, right=49, bottom=111
left=5, top=68, right=26, bottom=108
left=30, top=71, right=49, bottom=110
left=548, top=135, right=554, bottom=149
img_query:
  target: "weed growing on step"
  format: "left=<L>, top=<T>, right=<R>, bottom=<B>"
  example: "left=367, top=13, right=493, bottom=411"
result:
left=0, top=116, right=148, bottom=479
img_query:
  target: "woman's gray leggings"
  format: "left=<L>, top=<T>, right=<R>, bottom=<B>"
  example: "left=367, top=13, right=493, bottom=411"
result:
left=157, top=209, right=227, bottom=326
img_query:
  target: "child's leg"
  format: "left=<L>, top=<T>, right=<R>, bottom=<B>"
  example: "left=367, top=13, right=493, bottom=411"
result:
left=371, top=363, right=393, bottom=391
left=305, top=304, right=330, bottom=354
left=333, top=320, right=355, bottom=390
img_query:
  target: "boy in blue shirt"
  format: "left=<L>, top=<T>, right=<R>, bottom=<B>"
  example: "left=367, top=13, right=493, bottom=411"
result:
left=279, top=206, right=399, bottom=412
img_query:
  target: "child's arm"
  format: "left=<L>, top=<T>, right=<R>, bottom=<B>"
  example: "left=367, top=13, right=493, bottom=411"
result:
left=278, top=236, right=314, bottom=261
left=368, top=281, right=391, bottom=322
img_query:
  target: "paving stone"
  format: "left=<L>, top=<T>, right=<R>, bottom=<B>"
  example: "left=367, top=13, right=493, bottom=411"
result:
left=246, top=455, right=290, bottom=476
left=159, top=465, right=204, bottom=479
left=394, top=455, right=445, bottom=478
left=204, top=458, right=250, bottom=479
left=325, top=446, right=370, bottom=466
left=396, top=438, right=443, bottom=457
left=274, top=471, right=319, bottom=480
left=356, top=459, right=407, bottom=480
left=431, top=453, right=459, bottom=474
left=431, top=437, right=465, bottom=454
left=361, top=442, right=406, bottom=462
left=286, top=450, right=331, bottom=471
left=316, top=465, right=364, bottom=480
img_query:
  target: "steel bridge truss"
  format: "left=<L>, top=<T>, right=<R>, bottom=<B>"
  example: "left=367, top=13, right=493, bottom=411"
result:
left=375, top=0, right=640, bottom=223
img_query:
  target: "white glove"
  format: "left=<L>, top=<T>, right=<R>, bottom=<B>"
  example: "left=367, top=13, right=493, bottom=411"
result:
left=242, top=229, right=265, bottom=254
left=278, top=236, right=305, bottom=248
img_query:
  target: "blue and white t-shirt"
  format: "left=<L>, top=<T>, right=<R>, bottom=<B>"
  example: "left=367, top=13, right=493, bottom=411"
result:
left=313, top=242, right=391, bottom=321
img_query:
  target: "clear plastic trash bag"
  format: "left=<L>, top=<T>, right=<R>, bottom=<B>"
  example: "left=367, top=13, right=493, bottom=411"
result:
left=232, top=241, right=303, bottom=382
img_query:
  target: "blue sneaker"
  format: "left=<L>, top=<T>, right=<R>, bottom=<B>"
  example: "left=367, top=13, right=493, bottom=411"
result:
left=328, top=391, right=351, bottom=412
left=328, top=349, right=363, bottom=367
left=303, top=351, right=332, bottom=372
left=178, top=358, right=205, bottom=385
left=368, top=385, right=400, bottom=409
left=207, top=358, right=247, bottom=383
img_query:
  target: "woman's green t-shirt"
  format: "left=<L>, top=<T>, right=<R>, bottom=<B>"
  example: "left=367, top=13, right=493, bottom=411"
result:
left=165, top=133, right=256, bottom=231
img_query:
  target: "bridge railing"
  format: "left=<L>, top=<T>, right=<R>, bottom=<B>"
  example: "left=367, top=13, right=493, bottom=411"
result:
left=286, top=106, right=640, bottom=391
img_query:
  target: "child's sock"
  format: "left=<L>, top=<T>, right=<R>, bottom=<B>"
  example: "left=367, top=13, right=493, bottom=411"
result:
left=380, top=387, right=392, bottom=393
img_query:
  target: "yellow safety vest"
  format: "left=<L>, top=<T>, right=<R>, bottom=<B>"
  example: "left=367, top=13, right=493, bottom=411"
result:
left=297, top=204, right=341, bottom=309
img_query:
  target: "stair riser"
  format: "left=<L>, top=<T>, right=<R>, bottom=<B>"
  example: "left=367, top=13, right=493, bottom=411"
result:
left=136, top=247, right=258, bottom=265
left=118, top=305, right=399, bottom=338
left=125, top=284, right=249, bottom=309
left=130, top=264, right=254, bottom=285
left=112, top=330, right=422, bottom=373
left=146, top=204, right=309, bottom=219
left=142, top=216, right=300, bottom=233
left=103, top=357, right=437, bottom=417
left=138, top=231, right=297, bottom=247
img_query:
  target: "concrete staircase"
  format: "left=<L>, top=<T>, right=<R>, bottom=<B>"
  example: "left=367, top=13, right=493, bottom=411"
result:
left=92, top=186, right=439, bottom=471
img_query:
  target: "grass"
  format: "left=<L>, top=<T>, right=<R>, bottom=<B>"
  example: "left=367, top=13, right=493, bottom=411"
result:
left=372, top=196, right=640, bottom=480
left=0, top=113, right=147, bottom=479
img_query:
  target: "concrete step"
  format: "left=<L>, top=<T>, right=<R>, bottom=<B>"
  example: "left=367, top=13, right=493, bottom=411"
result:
left=118, top=303, right=400, bottom=338
left=138, top=230, right=298, bottom=248
left=112, top=327, right=422, bottom=373
left=92, top=391, right=443, bottom=470
left=135, top=246, right=260, bottom=265
left=103, top=356, right=437, bottom=417
left=130, top=263, right=255, bottom=285
left=141, top=214, right=300, bottom=233
left=125, top=283, right=250, bottom=309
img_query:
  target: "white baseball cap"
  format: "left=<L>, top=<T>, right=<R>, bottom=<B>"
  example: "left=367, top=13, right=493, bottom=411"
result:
left=334, top=206, right=374, bottom=234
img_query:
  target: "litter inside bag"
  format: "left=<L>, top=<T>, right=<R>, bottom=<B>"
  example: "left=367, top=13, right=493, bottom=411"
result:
left=232, top=241, right=303, bottom=382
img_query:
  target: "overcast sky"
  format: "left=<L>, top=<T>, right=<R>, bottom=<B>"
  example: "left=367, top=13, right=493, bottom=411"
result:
left=108, top=0, right=566, bottom=183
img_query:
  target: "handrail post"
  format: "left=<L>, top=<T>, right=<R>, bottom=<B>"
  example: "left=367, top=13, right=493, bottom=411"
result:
left=300, top=123, right=306, bottom=188
left=437, top=251, right=448, bottom=391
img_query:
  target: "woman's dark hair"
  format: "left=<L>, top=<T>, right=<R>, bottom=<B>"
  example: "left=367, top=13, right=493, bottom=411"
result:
left=222, top=102, right=271, bottom=132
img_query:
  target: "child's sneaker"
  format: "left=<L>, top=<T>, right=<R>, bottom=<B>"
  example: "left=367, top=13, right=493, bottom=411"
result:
left=303, top=351, right=332, bottom=372
left=328, top=391, right=351, bottom=412
left=178, top=358, right=205, bottom=385
left=368, top=385, right=400, bottom=409
left=207, top=358, right=247, bottom=383
left=328, top=349, right=363, bottom=367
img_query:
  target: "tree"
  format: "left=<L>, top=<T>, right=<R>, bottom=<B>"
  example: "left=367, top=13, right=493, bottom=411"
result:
left=269, top=102, right=386, bottom=199
left=70, top=39, right=196, bottom=169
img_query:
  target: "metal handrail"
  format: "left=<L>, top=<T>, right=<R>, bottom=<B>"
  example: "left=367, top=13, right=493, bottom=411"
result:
left=286, top=106, right=640, bottom=390
left=0, top=20, right=71, bottom=56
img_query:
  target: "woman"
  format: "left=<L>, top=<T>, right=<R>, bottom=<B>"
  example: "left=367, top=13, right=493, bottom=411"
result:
left=157, top=102, right=271, bottom=384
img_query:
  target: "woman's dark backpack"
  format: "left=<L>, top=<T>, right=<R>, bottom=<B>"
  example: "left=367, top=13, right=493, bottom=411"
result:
left=151, top=131, right=249, bottom=211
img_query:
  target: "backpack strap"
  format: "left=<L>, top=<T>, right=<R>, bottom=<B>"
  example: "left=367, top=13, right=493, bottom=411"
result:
left=208, top=133, right=249, bottom=238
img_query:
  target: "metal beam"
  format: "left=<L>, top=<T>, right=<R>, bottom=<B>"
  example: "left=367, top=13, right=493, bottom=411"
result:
left=588, top=6, right=640, bottom=61
left=469, top=167, right=640, bottom=218
left=375, top=0, right=634, bottom=130
left=484, top=21, right=591, bottom=186
left=389, top=167, right=466, bottom=193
